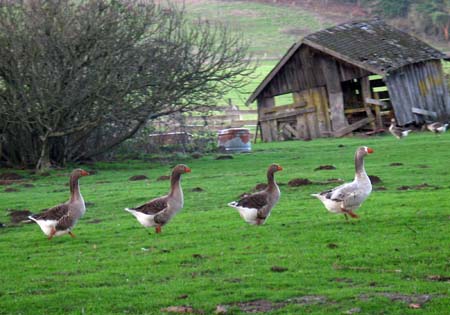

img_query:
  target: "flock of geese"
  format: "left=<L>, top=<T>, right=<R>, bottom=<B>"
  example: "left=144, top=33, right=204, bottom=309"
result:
left=27, top=120, right=447, bottom=239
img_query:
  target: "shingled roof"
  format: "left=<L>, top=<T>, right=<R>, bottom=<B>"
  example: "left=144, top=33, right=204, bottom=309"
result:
left=304, top=19, right=447, bottom=74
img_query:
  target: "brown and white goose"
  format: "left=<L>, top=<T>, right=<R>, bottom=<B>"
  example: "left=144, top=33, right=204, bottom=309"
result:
left=228, top=164, right=282, bottom=225
left=426, top=122, right=448, bottom=134
left=124, top=164, right=191, bottom=234
left=29, top=169, right=89, bottom=239
left=389, top=118, right=411, bottom=139
left=311, top=146, right=373, bottom=220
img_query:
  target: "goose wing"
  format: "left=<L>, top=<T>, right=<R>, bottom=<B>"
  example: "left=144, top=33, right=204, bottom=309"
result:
left=133, top=196, right=168, bottom=215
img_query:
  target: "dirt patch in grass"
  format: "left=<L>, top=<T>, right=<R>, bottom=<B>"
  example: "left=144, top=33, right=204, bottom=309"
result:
left=270, top=265, right=288, bottom=272
left=288, top=178, right=312, bottom=186
left=368, top=175, right=382, bottom=184
left=374, top=186, right=387, bottom=191
left=191, top=187, right=204, bottom=192
left=397, top=183, right=439, bottom=190
left=417, top=164, right=429, bottom=168
left=215, top=155, right=233, bottom=160
left=129, top=175, right=148, bottom=181
left=426, top=275, right=450, bottom=282
left=4, top=187, right=19, bottom=192
left=389, top=162, right=403, bottom=166
left=360, top=293, right=435, bottom=305
left=253, top=183, right=267, bottom=191
left=157, top=175, right=171, bottom=181
left=160, top=305, right=203, bottom=314
left=21, top=183, right=35, bottom=188
left=314, top=165, right=336, bottom=171
left=229, top=295, right=327, bottom=313
left=86, top=219, right=102, bottom=224
left=8, top=209, right=33, bottom=224
left=0, top=173, right=24, bottom=180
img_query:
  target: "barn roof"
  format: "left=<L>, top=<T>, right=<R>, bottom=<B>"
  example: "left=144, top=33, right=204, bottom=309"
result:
left=247, top=19, right=448, bottom=105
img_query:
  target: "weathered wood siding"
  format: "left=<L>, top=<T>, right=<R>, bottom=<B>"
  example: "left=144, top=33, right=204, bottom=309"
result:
left=259, top=46, right=371, bottom=99
left=386, top=60, right=449, bottom=125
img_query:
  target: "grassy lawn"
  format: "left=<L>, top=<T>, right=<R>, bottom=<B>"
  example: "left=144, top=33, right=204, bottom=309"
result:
left=0, top=132, right=449, bottom=314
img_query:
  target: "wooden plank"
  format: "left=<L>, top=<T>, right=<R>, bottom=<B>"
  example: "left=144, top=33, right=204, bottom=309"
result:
left=296, top=114, right=308, bottom=139
left=283, top=123, right=299, bottom=138
left=321, top=57, right=348, bottom=131
left=260, top=107, right=315, bottom=122
left=412, top=107, right=438, bottom=119
left=262, top=101, right=307, bottom=115
left=260, top=121, right=272, bottom=142
left=333, top=117, right=375, bottom=137
left=344, top=108, right=368, bottom=114
left=365, top=98, right=388, bottom=108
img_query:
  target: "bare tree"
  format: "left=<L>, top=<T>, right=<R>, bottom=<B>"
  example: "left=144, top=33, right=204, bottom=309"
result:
left=0, top=0, right=254, bottom=170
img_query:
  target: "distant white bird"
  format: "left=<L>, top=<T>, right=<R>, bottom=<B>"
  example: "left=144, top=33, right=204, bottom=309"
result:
left=311, top=146, right=373, bottom=220
left=426, top=122, right=448, bottom=134
left=389, top=118, right=411, bottom=139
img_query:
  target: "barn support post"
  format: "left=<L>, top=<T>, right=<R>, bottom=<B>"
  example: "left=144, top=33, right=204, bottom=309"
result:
left=361, top=76, right=377, bottom=129
left=321, top=58, right=349, bottom=132
left=257, top=97, right=275, bottom=142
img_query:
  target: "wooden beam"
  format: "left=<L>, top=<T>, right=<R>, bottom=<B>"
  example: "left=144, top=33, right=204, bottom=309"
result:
left=333, top=117, right=375, bottom=137
left=259, top=107, right=316, bottom=122
left=365, top=98, right=388, bottom=108
left=412, top=107, right=438, bottom=119
left=283, top=123, right=299, bottom=138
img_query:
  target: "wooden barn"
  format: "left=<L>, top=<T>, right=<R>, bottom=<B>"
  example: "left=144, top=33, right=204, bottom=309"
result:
left=247, top=20, right=450, bottom=142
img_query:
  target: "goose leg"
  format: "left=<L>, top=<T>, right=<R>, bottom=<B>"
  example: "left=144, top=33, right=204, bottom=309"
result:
left=69, top=231, right=76, bottom=238
left=341, top=208, right=359, bottom=219
left=155, top=225, right=162, bottom=234
left=344, top=214, right=349, bottom=221
left=48, top=227, right=56, bottom=240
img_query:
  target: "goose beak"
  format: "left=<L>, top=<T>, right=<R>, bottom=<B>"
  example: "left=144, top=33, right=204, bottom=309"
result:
left=81, top=170, right=89, bottom=176
left=185, top=167, right=191, bottom=173
left=367, top=148, right=374, bottom=154
left=277, top=166, right=283, bottom=171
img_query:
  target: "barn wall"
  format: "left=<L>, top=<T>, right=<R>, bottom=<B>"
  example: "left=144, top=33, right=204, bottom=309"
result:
left=260, top=45, right=371, bottom=99
left=386, top=60, right=449, bottom=125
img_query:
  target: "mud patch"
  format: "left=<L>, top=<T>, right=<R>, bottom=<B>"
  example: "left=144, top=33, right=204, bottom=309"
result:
left=215, top=155, right=233, bottom=160
left=426, top=275, right=450, bottom=282
left=4, top=187, right=19, bottom=192
left=86, top=219, right=102, bottom=224
left=191, top=187, right=204, bottom=192
left=374, top=186, right=387, bottom=191
left=314, top=165, right=336, bottom=171
left=230, top=295, right=327, bottom=313
left=389, top=162, right=403, bottom=167
left=129, top=175, right=148, bottom=181
left=8, top=209, right=33, bottom=224
left=191, top=152, right=203, bottom=159
left=417, top=164, right=429, bottom=168
left=160, top=305, right=203, bottom=314
left=157, top=175, right=171, bottom=181
left=0, top=173, right=24, bottom=180
left=397, top=183, right=439, bottom=191
left=368, top=175, right=382, bottom=184
left=253, top=183, right=267, bottom=191
left=360, top=293, right=434, bottom=305
left=270, top=266, right=288, bottom=272
left=288, top=178, right=312, bottom=187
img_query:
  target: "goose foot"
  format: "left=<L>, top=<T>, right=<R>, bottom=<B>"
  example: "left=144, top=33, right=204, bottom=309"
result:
left=69, top=231, right=76, bottom=238
left=342, top=208, right=359, bottom=219
left=155, top=225, right=162, bottom=234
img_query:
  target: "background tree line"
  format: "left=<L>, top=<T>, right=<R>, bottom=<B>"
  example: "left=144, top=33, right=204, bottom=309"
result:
left=0, top=0, right=254, bottom=170
left=331, top=0, right=450, bottom=41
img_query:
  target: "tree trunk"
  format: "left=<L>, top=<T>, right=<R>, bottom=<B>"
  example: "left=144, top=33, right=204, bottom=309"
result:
left=36, top=136, right=51, bottom=171
left=443, top=23, right=449, bottom=41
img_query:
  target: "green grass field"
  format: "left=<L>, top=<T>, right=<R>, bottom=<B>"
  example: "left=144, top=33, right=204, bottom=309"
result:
left=1, top=133, right=449, bottom=314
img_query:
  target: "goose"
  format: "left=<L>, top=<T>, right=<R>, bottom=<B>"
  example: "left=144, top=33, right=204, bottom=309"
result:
left=426, top=122, right=448, bottom=134
left=228, top=164, right=282, bottom=225
left=29, top=169, right=89, bottom=239
left=124, top=164, right=190, bottom=234
left=311, top=146, right=373, bottom=220
left=389, top=118, right=411, bottom=139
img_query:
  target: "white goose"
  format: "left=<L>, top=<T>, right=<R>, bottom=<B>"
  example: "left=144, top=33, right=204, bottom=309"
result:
left=426, top=122, right=448, bottom=134
left=311, top=146, right=373, bottom=220
left=228, top=164, right=282, bottom=225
